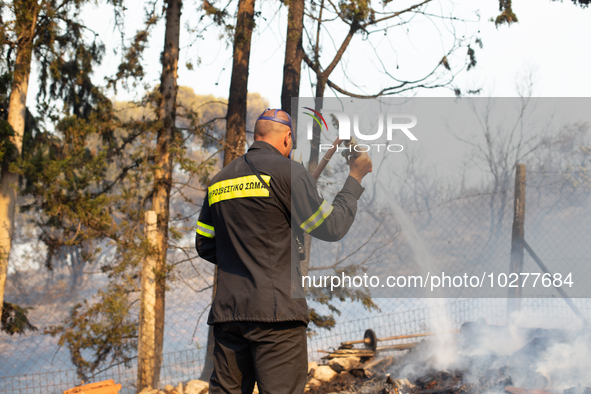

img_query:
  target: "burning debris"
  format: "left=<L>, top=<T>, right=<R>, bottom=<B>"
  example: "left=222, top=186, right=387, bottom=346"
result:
left=306, top=320, right=591, bottom=394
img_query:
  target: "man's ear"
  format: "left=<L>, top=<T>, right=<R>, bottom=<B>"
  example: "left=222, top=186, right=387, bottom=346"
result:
left=284, top=131, right=291, bottom=147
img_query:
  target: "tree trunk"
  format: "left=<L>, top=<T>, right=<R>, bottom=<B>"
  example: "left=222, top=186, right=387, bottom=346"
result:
left=280, top=0, right=305, bottom=144
left=203, top=2, right=256, bottom=375
left=223, top=0, right=256, bottom=167
left=280, top=0, right=305, bottom=110
left=307, top=78, right=326, bottom=174
left=301, top=79, right=326, bottom=288
left=148, top=0, right=182, bottom=389
left=0, top=0, right=39, bottom=321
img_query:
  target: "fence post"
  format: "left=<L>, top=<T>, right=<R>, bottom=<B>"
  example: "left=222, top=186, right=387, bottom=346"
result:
left=507, top=164, right=526, bottom=322
left=138, top=211, right=158, bottom=392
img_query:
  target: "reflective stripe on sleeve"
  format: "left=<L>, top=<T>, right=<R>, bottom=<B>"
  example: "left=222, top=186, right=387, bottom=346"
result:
left=196, top=221, right=215, bottom=238
left=300, top=200, right=333, bottom=234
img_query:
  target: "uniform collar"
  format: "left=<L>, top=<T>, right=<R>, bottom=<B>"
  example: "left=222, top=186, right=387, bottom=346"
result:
left=248, top=140, right=284, bottom=156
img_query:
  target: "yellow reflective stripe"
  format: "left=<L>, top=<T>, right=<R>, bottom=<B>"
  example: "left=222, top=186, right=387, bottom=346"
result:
left=196, top=221, right=215, bottom=238
left=208, top=175, right=272, bottom=206
left=300, top=200, right=333, bottom=233
left=300, top=200, right=327, bottom=231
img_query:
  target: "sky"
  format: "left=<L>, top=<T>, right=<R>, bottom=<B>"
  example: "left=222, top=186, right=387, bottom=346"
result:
left=22, top=0, right=591, bottom=186
left=26, top=0, right=591, bottom=111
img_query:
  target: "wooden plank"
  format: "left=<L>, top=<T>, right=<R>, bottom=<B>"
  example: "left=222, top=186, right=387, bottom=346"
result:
left=377, top=342, right=419, bottom=351
left=321, top=349, right=376, bottom=359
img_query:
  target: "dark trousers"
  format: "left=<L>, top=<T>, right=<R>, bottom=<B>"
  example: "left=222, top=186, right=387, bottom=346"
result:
left=209, top=321, right=308, bottom=394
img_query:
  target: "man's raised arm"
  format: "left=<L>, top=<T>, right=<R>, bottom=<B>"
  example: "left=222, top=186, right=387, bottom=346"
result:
left=292, top=152, right=372, bottom=242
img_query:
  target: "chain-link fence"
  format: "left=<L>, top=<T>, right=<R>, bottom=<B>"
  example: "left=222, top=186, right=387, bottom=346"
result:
left=2, top=158, right=591, bottom=392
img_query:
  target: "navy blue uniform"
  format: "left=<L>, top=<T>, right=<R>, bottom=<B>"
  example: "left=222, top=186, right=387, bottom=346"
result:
left=195, top=140, right=364, bottom=393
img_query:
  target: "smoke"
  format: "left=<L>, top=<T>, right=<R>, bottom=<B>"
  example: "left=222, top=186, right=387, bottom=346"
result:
left=372, top=165, right=591, bottom=390
left=535, top=332, right=591, bottom=388
left=387, top=314, right=591, bottom=391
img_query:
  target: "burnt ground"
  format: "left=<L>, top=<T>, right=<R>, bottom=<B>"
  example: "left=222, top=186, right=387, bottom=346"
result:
left=308, top=321, right=591, bottom=394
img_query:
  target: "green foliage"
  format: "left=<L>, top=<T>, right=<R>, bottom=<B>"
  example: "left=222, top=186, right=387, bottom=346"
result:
left=0, top=118, right=16, bottom=164
left=305, top=265, right=379, bottom=331
left=0, top=67, right=40, bottom=172
left=338, top=0, right=375, bottom=27
left=17, top=85, right=236, bottom=378
left=0, top=72, right=11, bottom=101
left=1, top=301, right=38, bottom=335
left=39, top=37, right=106, bottom=118
left=0, top=71, right=16, bottom=163
left=0, top=0, right=127, bottom=121
left=17, top=95, right=153, bottom=378
left=106, top=1, right=161, bottom=92
left=45, top=283, right=138, bottom=381
left=183, top=0, right=235, bottom=53
left=203, top=0, right=230, bottom=26
left=309, top=308, right=336, bottom=330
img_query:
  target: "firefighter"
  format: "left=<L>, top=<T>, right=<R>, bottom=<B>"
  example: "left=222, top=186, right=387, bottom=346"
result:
left=195, top=108, right=372, bottom=394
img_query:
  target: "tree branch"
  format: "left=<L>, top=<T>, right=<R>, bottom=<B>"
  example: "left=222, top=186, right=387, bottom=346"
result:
left=322, top=26, right=356, bottom=78
left=362, top=0, right=432, bottom=28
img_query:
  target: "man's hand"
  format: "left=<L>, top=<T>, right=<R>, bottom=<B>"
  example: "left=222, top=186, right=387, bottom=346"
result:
left=348, top=151, right=372, bottom=184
